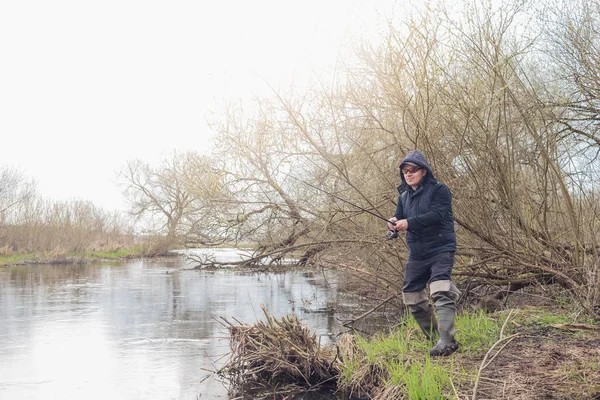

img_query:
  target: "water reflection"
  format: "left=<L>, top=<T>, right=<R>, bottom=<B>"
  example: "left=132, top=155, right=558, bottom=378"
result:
left=0, top=256, right=343, bottom=399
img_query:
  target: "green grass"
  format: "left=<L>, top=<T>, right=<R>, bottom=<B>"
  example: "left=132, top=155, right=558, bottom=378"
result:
left=530, top=310, right=572, bottom=325
left=355, top=331, right=411, bottom=362
left=511, top=307, right=599, bottom=337
left=455, top=310, right=505, bottom=353
left=402, top=358, right=452, bottom=400
left=383, top=355, right=452, bottom=399
left=0, top=253, right=36, bottom=265
left=337, top=310, right=508, bottom=398
left=0, top=246, right=147, bottom=266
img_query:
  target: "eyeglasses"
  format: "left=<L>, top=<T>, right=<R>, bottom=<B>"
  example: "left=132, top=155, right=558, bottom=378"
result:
left=401, top=167, right=422, bottom=175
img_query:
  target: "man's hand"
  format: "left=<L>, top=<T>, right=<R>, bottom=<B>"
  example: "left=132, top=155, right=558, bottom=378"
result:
left=394, top=219, right=409, bottom=231
left=387, top=218, right=398, bottom=230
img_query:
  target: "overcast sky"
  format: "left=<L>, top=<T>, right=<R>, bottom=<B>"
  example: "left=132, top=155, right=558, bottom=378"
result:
left=0, top=0, right=398, bottom=212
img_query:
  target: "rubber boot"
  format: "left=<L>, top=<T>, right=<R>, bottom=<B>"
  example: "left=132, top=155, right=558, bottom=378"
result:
left=430, top=291, right=460, bottom=357
left=408, top=301, right=438, bottom=341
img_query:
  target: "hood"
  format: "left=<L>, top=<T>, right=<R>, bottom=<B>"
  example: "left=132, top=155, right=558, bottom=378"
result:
left=398, top=150, right=437, bottom=193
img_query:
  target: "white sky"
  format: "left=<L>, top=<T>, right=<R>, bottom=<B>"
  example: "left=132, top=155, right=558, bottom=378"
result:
left=0, top=0, right=398, bottom=212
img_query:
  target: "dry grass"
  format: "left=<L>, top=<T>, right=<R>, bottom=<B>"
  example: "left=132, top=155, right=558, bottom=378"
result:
left=336, top=333, right=390, bottom=398
left=470, top=333, right=600, bottom=399
left=219, top=306, right=338, bottom=397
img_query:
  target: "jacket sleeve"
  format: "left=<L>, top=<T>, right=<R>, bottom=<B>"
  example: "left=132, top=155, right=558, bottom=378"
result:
left=406, top=184, right=452, bottom=230
left=394, top=194, right=404, bottom=220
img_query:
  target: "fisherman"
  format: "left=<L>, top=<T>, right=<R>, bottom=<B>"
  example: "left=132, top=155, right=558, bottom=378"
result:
left=387, top=150, right=461, bottom=357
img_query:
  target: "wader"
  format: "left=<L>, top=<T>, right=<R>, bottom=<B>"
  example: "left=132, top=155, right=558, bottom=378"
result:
left=402, top=252, right=461, bottom=357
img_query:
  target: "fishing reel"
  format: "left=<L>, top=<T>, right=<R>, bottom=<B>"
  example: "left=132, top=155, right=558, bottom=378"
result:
left=386, top=229, right=399, bottom=240
left=386, top=218, right=399, bottom=240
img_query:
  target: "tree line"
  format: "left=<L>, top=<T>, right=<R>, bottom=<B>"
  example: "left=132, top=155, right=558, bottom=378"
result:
left=0, top=167, right=133, bottom=256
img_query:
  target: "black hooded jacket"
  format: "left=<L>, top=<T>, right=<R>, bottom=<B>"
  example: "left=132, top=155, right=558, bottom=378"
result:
left=394, top=150, right=456, bottom=260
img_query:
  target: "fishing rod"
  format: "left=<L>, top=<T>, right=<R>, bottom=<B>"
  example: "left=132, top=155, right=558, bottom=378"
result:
left=284, top=173, right=399, bottom=240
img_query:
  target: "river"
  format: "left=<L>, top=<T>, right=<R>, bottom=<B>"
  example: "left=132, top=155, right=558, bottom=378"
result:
left=0, top=249, right=345, bottom=399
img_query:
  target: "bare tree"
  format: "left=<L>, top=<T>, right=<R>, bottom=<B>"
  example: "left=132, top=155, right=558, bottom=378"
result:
left=211, top=102, right=312, bottom=261
left=545, top=0, right=600, bottom=155
left=120, top=151, right=226, bottom=252
left=0, top=167, right=35, bottom=220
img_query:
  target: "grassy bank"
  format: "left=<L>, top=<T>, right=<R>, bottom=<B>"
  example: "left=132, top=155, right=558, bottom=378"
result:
left=339, top=308, right=600, bottom=399
left=335, top=310, right=509, bottom=399
left=221, top=307, right=600, bottom=399
left=0, top=245, right=151, bottom=266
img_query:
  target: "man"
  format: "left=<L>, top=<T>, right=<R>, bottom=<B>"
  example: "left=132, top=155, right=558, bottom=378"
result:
left=387, top=150, right=461, bottom=357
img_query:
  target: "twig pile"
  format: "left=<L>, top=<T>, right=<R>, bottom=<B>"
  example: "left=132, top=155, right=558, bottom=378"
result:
left=219, top=306, right=339, bottom=395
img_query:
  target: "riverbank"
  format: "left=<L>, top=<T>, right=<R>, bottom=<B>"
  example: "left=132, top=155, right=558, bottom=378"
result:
left=0, top=247, right=182, bottom=267
left=221, top=305, right=600, bottom=399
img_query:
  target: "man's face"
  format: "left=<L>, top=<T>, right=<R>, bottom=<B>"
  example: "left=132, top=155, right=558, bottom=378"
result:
left=402, top=166, right=427, bottom=188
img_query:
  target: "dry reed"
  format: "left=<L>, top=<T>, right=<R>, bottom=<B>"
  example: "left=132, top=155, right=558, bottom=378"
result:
left=219, top=306, right=339, bottom=396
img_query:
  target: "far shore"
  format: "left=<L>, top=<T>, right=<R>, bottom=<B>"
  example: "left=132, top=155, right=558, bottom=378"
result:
left=0, top=249, right=183, bottom=268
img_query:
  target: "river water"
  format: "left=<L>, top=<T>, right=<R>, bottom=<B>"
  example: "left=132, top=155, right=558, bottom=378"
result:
left=0, top=249, right=345, bottom=400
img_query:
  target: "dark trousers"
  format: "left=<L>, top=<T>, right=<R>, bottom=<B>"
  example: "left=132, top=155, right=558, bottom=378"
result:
left=402, top=251, right=454, bottom=293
